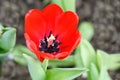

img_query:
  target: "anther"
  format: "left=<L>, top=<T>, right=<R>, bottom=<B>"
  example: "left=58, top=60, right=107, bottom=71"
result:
left=39, top=32, right=61, bottom=53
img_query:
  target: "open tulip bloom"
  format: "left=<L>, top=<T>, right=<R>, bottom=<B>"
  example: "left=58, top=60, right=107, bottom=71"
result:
left=24, top=4, right=81, bottom=62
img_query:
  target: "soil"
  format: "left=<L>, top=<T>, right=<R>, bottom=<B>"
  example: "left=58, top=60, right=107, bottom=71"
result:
left=0, top=0, right=120, bottom=80
left=0, top=60, right=31, bottom=80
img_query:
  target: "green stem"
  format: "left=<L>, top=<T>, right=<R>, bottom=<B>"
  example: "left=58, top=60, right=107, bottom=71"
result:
left=42, top=59, right=49, bottom=71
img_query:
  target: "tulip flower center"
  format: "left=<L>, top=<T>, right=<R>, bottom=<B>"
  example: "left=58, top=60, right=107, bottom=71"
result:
left=39, top=32, right=61, bottom=53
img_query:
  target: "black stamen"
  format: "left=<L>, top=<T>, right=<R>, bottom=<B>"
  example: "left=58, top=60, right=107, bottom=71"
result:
left=55, top=35, right=58, bottom=39
left=48, top=31, right=52, bottom=38
left=39, top=32, right=61, bottom=53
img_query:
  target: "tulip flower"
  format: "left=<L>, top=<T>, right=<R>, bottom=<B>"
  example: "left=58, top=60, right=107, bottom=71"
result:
left=24, top=4, right=81, bottom=62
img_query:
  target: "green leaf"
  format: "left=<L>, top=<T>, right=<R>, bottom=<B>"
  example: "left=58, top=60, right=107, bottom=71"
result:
left=86, top=50, right=111, bottom=80
left=109, top=54, right=120, bottom=70
left=74, top=45, right=84, bottom=67
left=49, top=56, right=75, bottom=68
left=0, top=24, right=3, bottom=36
left=23, top=54, right=46, bottom=80
left=46, top=68, right=87, bottom=80
left=96, top=50, right=112, bottom=80
left=62, top=0, right=76, bottom=12
left=75, top=39, right=96, bottom=68
left=96, top=51, right=103, bottom=71
left=79, top=22, right=94, bottom=41
left=88, top=63, right=99, bottom=80
left=51, top=0, right=62, bottom=9
left=12, top=45, right=36, bottom=66
left=99, top=66, right=112, bottom=80
left=0, top=28, right=16, bottom=53
left=51, top=0, right=76, bottom=12
left=97, top=50, right=120, bottom=70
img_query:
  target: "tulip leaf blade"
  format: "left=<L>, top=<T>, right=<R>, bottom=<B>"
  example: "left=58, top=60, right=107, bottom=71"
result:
left=0, top=28, right=16, bottom=53
left=99, top=65, right=112, bottom=80
left=75, top=39, right=96, bottom=68
left=74, top=45, right=84, bottom=67
left=97, top=50, right=120, bottom=70
left=87, top=63, right=99, bottom=80
left=49, top=56, right=75, bottom=68
left=96, top=51, right=112, bottom=80
left=46, top=68, right=87, bottom=80
left=79, top=22, right=94, bottom=41
left=13, top=45, right=36, bottom=66
left=62, top=0, right=76, bottom=12
left=51, top=0, right=75, bottom=12
left=51, top=0, right=63, bottom=9
left=23, top=54, right=46, bottom=80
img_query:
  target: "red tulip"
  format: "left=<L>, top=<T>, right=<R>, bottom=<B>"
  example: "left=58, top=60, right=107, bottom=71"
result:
left=24, top=4, right=81, bottom=62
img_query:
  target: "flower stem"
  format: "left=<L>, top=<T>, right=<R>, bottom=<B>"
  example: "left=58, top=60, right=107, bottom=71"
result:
left=42, top=59, right=49, bottom=71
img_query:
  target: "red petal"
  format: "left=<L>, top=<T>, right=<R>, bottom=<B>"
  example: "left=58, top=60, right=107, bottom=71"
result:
left=24, top=33, right=55, bottom=61
left=24, top=33, right=44, bottom=61
left=35, top=51, right=55, bottom=60
left=53, top=11, right=80, bottom=59
left=54, top=31, right=81, bottom=60
left=25, top=9, right=46, bottom=46
left=24, top=33, right=37, bottom=52
left=55, top=52, right=69, bottom=59
left=54, top=11, right=79, bottom=42
left=42, top=4, right=63, bottom=36
left=59, top=31, right=81, bottom=54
